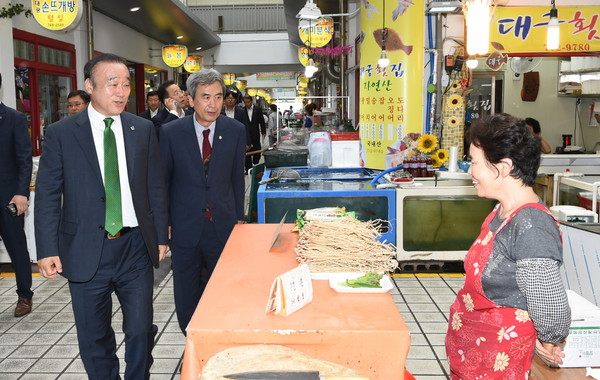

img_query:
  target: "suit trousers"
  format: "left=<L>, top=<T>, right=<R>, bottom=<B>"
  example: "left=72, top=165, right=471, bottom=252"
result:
left=68, top=228, right=154, bottom=380
left=171, top=218, right=225, bottom=335
left=0, top=207, right=32, bottom=299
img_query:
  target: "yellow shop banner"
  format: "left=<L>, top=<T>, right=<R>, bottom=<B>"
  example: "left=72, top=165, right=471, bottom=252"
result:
left=162, top=45, right=187, bottom=68
left=298, top=47, right=310, bottom=66
left=32, top=0, right=83, bottom=31
left=298, top=17, right=334, bottom=47
left=222, top=73, right=236, bottom=86
left=491, top=6, right=600, bottom=54
left=183, top=55, right=202, bottom=73
left=359, top=0, right=424, bottom=170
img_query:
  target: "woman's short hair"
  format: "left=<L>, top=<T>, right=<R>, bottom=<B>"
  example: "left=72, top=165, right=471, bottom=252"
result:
left=466, top=113, right=541, bottom=186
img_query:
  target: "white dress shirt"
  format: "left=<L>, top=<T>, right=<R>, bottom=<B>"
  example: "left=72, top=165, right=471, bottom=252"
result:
left=87, top=104, right=138, bottom=228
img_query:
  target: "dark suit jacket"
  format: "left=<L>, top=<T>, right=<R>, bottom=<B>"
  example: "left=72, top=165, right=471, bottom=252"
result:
left=160, top=115, right=246, bottom=246
left=221, top=106, right=251, bottom=146
left=0, top=103, right=32, bottom=204
left=138, top=109, right=154, bottom=121
left=151, top=108, right=193, bottom=137
left=245, top=106, right=266, bottom=146
left=34, top=111, right=169, bottom=282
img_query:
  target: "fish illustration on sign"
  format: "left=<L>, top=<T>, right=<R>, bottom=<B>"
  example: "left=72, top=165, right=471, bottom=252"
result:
left=361, top=0, right=380, bottom=19
left=392, top=0, right=414, bottom=20
left=374, top=28, right=413, bottom=56
left=486, top=51, right=508, bottom=71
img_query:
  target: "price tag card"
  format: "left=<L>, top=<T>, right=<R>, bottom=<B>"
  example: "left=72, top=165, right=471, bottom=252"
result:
left=265, top=264, right=313, bottom=317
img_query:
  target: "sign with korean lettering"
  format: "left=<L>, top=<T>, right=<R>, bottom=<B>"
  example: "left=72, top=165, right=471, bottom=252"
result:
left=183, top=55, right=202, bottom=73
left=32, top=0, right=83, bottom=31
left=257, top=72, right=297, bottom=81
left=491, top=6, right=600, bottom=54
left=162, top=45, right=187, bottom=68
left=359, top=0, right=424, bottom=170
left=298, top=47, right=310, bottom=66
left=222, top=73, right=236, bottom=86
left=298, top=17, right=334, bottom=48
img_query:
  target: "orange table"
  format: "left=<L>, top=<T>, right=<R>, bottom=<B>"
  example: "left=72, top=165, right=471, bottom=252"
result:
left=181, top=224, right=411, bottom=380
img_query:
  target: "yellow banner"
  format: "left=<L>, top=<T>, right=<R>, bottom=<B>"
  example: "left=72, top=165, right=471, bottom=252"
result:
left=183, top=55, right=202, bottom=73
left=298, top=47, right=310, bottom=66
left=491, top=6, right=600, bottom=54
left=32, top=0, right=83, bottom=31
left=162, top=45, right=187, bottom=68
left=359, top=0, right=424, bottom=170
left=298, top=17, right=334, bottom=48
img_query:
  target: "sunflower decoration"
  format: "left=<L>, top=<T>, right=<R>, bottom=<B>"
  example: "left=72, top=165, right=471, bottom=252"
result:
left=417, top=134, right=438, bottom=154
left=447, top=94, right=463, bottom=109
left=434, top=149, right=450, bottom=167
left=448, top=116, right=459, bottom=126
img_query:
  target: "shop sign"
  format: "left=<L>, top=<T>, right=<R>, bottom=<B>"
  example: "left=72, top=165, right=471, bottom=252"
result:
left=162, top=45, right=187, bottom=68
left=257, top=89, right=267, bottom=98
left=491, top=6, right=600, bottom=54
left=257, top=72, right=297, bottom=81
left=298, top=17, right=334, bottom=48
left=359, top=0, right=424, bottom=170
left=222, top=73, right=236, bottom=85
left=247, top=88, right=257, bottom=96
left=298, top=74, right=309, bottom=87
left=183, top=55, right=202, bottom=73
left=235, top=80, right=247, bottom=90
left=298, top=47, right=310, bottom=66
left=31, top=0, right=83, bottom=31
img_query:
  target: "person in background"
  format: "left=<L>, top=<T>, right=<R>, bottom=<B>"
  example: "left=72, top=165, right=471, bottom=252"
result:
left=303, top=103, right=316, bottom=129
left=180, top=87, right=194, bottom=113
left=35, top=53, right=169, bottom=380
left=267, top=104, right=282, bottom=146
left=242, top=95, right=266, bottom=172
left=139, top=90, right=160, bottom=120
left=445, top=113, right=570, bottom=379
left=160, top=69, right=246, bottom=335
left=0, top=72, right=34, bottom=317
left=221, top=90, right=251, bottom=152
left=525, top=117, right=552, bottom=154
left=152, top=80, right=193, bottom=137
left=67, top=90, right=90, bottom=116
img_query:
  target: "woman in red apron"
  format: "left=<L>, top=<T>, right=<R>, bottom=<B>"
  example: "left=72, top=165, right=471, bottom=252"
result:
left=445, top=114, right=570, bottom=379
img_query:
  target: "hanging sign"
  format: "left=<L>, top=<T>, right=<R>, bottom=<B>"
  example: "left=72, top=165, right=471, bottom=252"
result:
left=299, top=47, right=310, bottom=66
left=257, top=89, right=267, bottom=98
left=247, top=88, right=258, bottom=96
left=162, top=45, right=187, bottom=68
left=32, top=0, right=83, bottom=31
left=257, top=72, right=297, bottom=81
left=298, top=17, right=334, bottom=47
left=298, top=74, right=309, bottom=87
left=491, top=6, right=600, bottom=54
left=183, top=55, right=202, bottom=73
left=359, top=0, right=424, bottom=169
left=222, top=73, right=236, bottom=85
left=235, top=80, right=247, bottom=90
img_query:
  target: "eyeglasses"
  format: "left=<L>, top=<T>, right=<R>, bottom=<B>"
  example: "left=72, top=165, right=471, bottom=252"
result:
left=172, top=90, right=184, bottom=96
left=68, top=103, right=85, bottom=108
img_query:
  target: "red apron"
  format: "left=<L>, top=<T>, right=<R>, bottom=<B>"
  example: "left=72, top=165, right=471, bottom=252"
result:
left=446, top=203, right=555, bottom=380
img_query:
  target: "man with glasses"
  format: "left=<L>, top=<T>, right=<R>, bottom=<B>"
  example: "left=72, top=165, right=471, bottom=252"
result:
left=67, top=90, right=90, bottom=115
left=151, top=80, right=193, bottom=138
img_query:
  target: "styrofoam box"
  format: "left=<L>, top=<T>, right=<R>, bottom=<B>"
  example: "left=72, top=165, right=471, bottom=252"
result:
left=331, top=140, right=360, bottom=167
left=558, top=290, right=600, bottom=368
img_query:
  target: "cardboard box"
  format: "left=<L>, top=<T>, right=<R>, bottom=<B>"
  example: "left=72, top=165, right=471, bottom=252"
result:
left=558, top=290, right=600, bottom=368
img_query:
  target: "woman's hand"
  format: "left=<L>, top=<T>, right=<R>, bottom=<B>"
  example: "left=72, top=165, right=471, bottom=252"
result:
left=535, top=339, right=565, bottom=365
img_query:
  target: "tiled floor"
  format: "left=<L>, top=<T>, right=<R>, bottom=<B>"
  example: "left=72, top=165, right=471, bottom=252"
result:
left=0, top=265, right=462, bottom=379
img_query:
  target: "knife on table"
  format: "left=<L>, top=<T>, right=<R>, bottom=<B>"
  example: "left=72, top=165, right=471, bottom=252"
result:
left=223, top=370, right=369, bottom=380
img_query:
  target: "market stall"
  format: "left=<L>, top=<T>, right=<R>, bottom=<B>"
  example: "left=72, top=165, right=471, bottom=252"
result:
left=181, top=224, right=410, bottom=379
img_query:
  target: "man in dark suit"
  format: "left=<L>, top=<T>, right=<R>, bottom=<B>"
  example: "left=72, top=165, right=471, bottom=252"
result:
left=138, top=90, right=160, bottom=121
left=151, top=80, right=193, bottom=138
left=35, top=54, right=169, bottom=380
left=0, top=73, right=34, bottom=317
left=160, top=68, right=246, bottom=334
left=242, top=95, right=266, bottom=171
left=221, top=89, right=251, bottom=152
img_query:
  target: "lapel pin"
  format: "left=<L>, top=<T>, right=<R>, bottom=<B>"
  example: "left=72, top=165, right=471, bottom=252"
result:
left=219, top=135, right=222, bottom=140
left=130, top=126, right=135, bottom=131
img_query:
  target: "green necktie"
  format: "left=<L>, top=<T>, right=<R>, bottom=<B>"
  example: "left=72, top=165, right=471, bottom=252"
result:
left=103, top=117, right=123, bottom=236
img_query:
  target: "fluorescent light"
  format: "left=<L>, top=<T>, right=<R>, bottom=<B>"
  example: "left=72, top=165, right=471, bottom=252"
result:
left=130, top=6, right=140, bottom=12
left=378, top=50, right=390, bottom=68
left=297, top=0, right=322, bottom=20
left=196, top=47, right=202, bottom=50
left=426, top=1, right=462, bottom=13
left=464, top=0, right=493, bottom=55
left=547, top=7, right=560, bottom=50
left=176, top=35, right=183, bottom=40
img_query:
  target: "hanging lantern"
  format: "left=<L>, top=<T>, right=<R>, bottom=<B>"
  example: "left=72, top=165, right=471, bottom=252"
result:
left=257, top=89, right=267, bottom=98
left=247, top=88, right=258, bottom=96
left=235, top=80, right=247, bottom=90
left=222, top=73, right=236, bottom=86
left=162, top=45, right=188, bottom=68
left=183, top=55, right=202, bottom=73
left=298, top=46, right=310, bottom=66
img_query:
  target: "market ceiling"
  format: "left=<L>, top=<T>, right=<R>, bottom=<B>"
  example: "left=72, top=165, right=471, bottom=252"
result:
left=93, top=0, right=220, bottom=51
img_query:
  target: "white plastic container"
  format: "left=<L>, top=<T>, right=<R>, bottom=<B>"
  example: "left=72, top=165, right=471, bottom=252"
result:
left=331, top=140, right=360, bottom=167
left=307, top=132, right=332, bottom=168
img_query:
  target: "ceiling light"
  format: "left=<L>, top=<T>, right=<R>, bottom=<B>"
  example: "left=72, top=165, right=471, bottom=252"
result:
left=176, top=35, right=183, bottom=40
left=129, top=6, right=140, bottom=12
left=546, top=1, right=560, bottom=50
left=196, top=47, right=202, bottom=51
left=426, top=1, right=462, bottom=13
left=297, top=0, right=322, bottom=20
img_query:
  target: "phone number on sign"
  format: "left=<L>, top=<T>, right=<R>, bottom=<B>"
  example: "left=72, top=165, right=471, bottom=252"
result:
left=563, top=43, right=592, bottom=51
